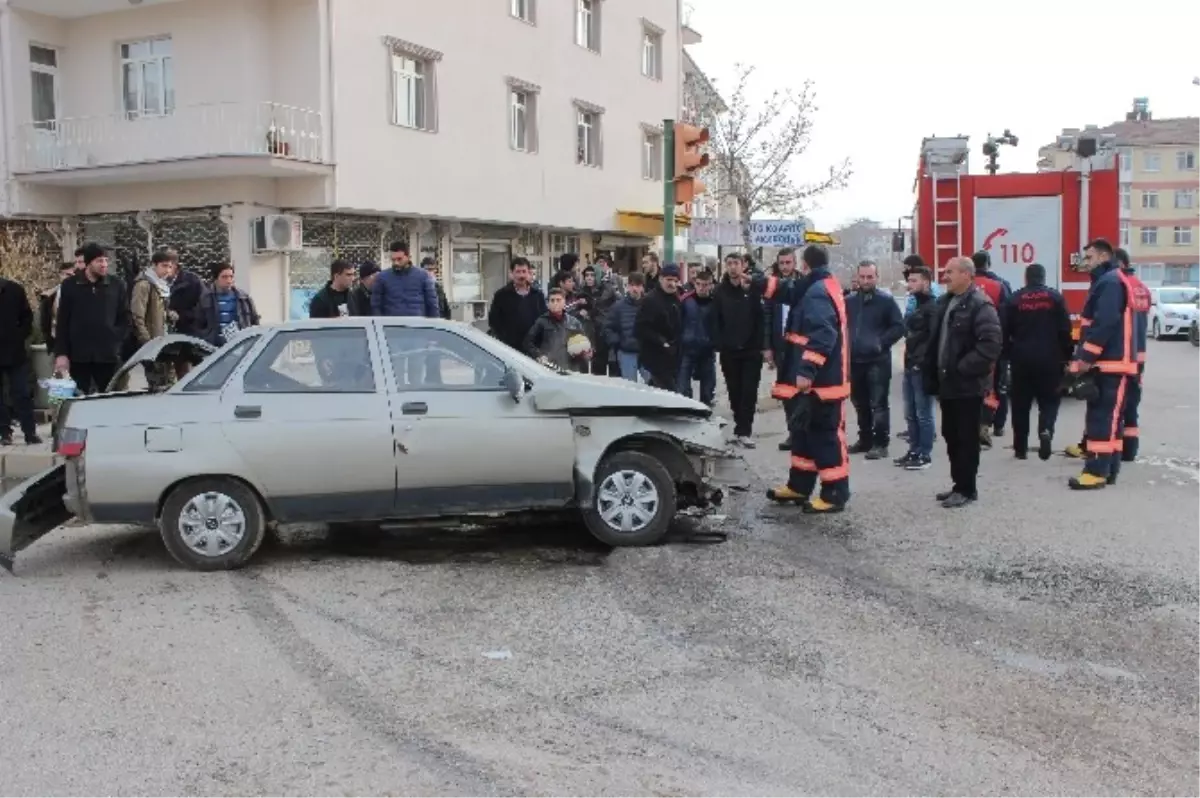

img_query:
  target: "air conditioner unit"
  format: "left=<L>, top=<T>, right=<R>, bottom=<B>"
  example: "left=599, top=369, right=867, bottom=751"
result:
left=252, top=214, right=303, bottom=253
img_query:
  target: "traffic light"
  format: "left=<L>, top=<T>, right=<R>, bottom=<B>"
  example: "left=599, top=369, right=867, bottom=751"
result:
left=673, top=122, right=710, bottom=206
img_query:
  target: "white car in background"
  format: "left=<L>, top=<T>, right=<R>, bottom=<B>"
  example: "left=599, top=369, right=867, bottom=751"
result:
left=1149, top=286, right=1200, bottom=340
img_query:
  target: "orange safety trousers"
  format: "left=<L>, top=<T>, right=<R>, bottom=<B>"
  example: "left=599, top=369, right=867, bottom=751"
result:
left=787, top=398, right=850, bottom=504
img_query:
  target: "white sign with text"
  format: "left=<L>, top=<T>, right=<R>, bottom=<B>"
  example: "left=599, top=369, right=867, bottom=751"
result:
left=973, top=195, right=1063, bottom=289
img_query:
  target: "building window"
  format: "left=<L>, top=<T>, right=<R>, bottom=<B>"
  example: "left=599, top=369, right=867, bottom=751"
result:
left=391, top=54, right=430, bottom=130
left=1175, top=189, right=1196, bottom=209
left=642, top=129, right=662, bottom=180
left=1141, top=190, right=1159, bottom=209
left=1140, top=226, right=1158, bottom=246
left=29, top=45, right=58, bottom=131
left=1119, top=221, right=1130, bottom=248
left=1174, top=226, right=1193, bottom=246
left=1118, top=147, right=1133, bottom=173
left=1119, top=183, right=1131, bottom=211
left=121, top=37, right=174, bottom=119
left=1142, top=151, right=1161, bottom=172
left=510, top=0, right=535, bottom=23
left=641, top=23, right=663, bottom=80
left=508, top=81, right=539, bottom=153
left=575, top=0, right=600, bottom=52
left=575, top=102, right=602, bottom=167
left=1177, top=150, right=1196, bottom=171
left=1137, top=263, right=1164, bottom=283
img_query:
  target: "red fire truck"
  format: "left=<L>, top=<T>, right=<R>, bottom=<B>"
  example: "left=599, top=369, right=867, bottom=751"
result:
left=912, top=136, right=1119, bottom=338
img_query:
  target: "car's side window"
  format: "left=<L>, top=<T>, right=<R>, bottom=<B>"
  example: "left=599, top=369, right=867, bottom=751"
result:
left=243, top=329, right=376, bottom=394
left=182, top=336, right=260, bottom=393
left=383, top=327, right=506, bottom=392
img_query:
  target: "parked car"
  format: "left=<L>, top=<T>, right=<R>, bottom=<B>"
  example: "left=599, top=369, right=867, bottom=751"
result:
left=1149, top=286, right=1200, bottom=340
left=1, top=318, right=735, bottom=573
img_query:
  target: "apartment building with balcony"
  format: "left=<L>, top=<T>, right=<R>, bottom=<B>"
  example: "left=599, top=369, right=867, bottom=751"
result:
left=0, top=0, right=685, bottom=321
left=1038, top=105, right=1199, bottom=286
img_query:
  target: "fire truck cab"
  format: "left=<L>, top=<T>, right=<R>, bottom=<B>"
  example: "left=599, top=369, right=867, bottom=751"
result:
left=912, top=136, right=1119, bottom=339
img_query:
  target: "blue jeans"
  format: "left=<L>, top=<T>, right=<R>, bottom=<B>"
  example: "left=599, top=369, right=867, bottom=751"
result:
left=678, top=348, right=716, bottom=404
left=617, top=351, right=647, bottom=383
left=902, top=368, right=935, bottom=457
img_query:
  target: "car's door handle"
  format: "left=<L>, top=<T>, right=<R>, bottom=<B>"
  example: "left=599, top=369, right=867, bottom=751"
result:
left=234, top=405, right=262, bottom=419
left=401, top=402, right=427, bottom=415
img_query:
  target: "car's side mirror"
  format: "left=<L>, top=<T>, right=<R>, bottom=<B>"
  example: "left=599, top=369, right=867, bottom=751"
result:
left=503, top=367, right=525, bottom=403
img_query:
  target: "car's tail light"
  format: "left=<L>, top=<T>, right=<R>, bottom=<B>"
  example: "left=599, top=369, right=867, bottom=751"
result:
left=57, top=427, right=87, bottom=458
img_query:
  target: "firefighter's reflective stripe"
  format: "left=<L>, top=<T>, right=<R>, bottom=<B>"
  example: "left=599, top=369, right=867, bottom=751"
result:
left=1124, top=426, right=1139, bottom=438
left=1136, top=351, right=1146, bottom=363
left=764, top=275, right=779, bottom=300
left=983, top=391, right=1000, bottom=411
left=1080, top=318, right=1093, bottom=328
left=771, top=383, right=799, bottom=399
left=1108, top=372, right=1128, bottom=449
left=819, top=463, right=849, bottom=481
left=785, top=332, right=809, bottom=345
left=791, top=455, right=817, bottom=472
left=813, top=383, right=850, bottom=401
left=1087, top=439, right=1117, bottom=454
left=802, top=350, right=826, bottom=365
left=825, top=276, right=850, bottom=398
left=1082, top=341, right=1104, bottom=355
left=1089, top=270, right=1138, bottom=375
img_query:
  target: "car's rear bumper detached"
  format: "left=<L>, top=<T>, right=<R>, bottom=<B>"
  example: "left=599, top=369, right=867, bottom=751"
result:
left=0, top=465, right=74, bottom=573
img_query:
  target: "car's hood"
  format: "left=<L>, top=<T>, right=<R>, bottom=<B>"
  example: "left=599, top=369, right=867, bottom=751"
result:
left=106, top=334, right=215, bottom=392
left=531, top=373, right=711, bottom=416
left=1161, top=302, right=1198, bottom=316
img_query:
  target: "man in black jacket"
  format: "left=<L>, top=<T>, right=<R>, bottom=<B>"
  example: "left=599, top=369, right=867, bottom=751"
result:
left=896, top=264, right=938, bottom=470
left=422, top=257, right=452, bottom=319
left=488, top=258, right=547, bottom=352
left=354, top=262, right=379, bottom=315
left=1005, top=262, right=1072, bottom=461
left=54, top=242, right=131, bottom=395
left=923, top=257, right=1003, bottom=508
left=309, top=259, right=367, bottom=318
left=710, top=253, right=766, bottom=447
left=634, top=263, right=684, bottom=391
left=0, top=276, right=41, bottom=445
left=846, top=260, right=905, bottom=459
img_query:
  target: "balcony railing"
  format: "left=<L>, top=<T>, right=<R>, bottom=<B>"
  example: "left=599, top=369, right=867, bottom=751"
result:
left=12, top=101, right=324, bottom=174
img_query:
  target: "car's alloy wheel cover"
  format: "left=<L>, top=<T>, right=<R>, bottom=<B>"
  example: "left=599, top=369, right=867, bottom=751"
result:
left=597, top=469, right=660, bottom=533
left=178, top=491, right=248, bottom=557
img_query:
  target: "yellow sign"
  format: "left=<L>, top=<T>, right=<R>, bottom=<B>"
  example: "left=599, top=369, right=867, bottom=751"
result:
left=804, top=231, right=838, bottom=245
left=615, top=210, right=692, bottom=236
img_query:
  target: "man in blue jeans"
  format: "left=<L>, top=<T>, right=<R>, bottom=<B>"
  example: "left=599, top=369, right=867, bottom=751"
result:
left=678, top=270, right=716, bottom=404
left=896, top=264, right=938, bottom=469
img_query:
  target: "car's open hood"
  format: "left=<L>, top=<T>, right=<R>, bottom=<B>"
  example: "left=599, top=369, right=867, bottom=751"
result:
left=530, top=373, right=711, bottom=417
left=106, top=335, right=215, bottom=393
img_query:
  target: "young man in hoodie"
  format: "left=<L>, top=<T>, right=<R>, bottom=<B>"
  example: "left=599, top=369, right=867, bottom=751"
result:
left=581, top=265, right=619, bottom=376
left=371, top=241, right=439, bottom=318
left=606, top=271, right=646, bottom=381
left=354, top=262, right=379, bottom=316
left=895, top=264, right=939, bottom=470
left=130, top=251, right=179, bottom=388
left=309, top=260, right=367, bottom=318
left=678, top=270, right=717, bottom=405
left=524, top=288, right=589, bottom=371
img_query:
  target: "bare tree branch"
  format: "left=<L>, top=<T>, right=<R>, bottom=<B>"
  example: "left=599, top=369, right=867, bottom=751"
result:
left=697, top=64, right=852, bottom=253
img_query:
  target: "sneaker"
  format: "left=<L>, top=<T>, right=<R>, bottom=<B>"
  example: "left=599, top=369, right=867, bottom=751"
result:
left=1014, top=448, right=1028, bottom=460
left=993, top=426, right=1005, bottom=437
left=1038, top=431, right=1053, bottom=461
left=737, top=436, right=757, bottom=449
left=904, top=454, right=932, bottom=471
left=777, top=436, right=792, bottom=452
left=936, top=488, right=978, bottom=502
left=893, top=451, right=917, bottom=466
left=847, top=442, right=872, bottom=455
left=864, top=446, right=889, bottom=461
left=979, top=425, right=993, bottom=449
left=941, top=492, right=975, bottom=508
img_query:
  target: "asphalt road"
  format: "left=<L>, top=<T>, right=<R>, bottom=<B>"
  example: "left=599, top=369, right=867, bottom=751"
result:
left=1, top=339, right=1196, bottom=796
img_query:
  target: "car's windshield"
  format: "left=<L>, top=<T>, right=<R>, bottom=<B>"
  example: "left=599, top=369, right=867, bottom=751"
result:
left=1159, top=289, right=1199, bottom=305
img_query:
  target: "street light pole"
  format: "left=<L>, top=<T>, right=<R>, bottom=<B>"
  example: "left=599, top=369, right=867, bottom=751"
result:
left=663, top=119, right=676, bottom=265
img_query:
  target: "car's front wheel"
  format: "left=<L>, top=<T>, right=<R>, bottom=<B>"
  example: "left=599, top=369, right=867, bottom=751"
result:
left=582, top=451, right=677, bottom=547
left=159, top=477, right=267, bottom=571
left=1152, top=318, right=1162, bottom=340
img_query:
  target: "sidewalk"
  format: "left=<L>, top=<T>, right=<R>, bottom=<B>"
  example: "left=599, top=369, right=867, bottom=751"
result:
left=0, top=424, right=57, bottom=481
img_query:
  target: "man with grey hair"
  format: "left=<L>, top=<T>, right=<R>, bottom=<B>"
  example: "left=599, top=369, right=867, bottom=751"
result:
left=845, top=259, right=905, bottom=459
left=921, top=256, right=1003, bottom=508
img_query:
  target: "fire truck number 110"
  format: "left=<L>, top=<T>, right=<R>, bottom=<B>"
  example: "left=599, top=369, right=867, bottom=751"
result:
left=997, top=242, right=1036, bottom=265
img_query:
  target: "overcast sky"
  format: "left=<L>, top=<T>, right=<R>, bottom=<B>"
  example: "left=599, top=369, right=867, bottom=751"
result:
left=684, top=0, right=1200, bottom=233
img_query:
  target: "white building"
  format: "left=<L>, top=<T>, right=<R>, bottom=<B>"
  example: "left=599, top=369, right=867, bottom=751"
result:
left=0, top=0, right=686, bottom=321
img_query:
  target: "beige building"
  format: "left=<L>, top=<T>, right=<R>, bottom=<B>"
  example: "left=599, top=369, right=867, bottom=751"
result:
left=0, top=0, right=688, bottom=322
left=1038, top=106, right=1199, bottom=286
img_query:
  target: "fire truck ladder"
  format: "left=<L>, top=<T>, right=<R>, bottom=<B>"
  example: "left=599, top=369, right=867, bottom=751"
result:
left=933, top=172, right=963, bottom=263
left=920, top=136, right=971, bottom=274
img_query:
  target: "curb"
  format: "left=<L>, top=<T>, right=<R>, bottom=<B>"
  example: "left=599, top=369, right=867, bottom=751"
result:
left=0, top=450, right=60, bottom=481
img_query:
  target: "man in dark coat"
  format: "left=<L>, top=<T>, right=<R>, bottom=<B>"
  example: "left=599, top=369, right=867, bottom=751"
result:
left=488, top=257, right=547, bottom=352
left=54, top=242, right=131, bottom=396
left=0, top=276, right=40, bottom=445
left=922, top=256, right=1003, bottom=509
left=710, top=252, right=766, bottom=447
left=309, top=259, right=368, bottom=318
left=634, top=263, right=684, bottom=390
left=422, top=257, right=452, bottom=319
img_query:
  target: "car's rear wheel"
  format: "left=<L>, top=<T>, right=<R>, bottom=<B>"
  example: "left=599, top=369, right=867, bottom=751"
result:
left=582, top=451, right=677, bottom=547
left=159, top=477, right=266, bottom=571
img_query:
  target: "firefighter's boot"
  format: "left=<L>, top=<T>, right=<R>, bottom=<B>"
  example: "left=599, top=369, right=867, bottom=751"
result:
left=802, top=497, right=845, bottom=514
left=1068, top=473, right=1108, bottom=491
left=1064, top=442, right=1084, bottom=459
left=766, top=485, right=807, bottom=504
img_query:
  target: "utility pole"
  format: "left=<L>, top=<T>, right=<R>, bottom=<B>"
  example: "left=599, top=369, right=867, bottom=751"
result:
left=662, top=119, right=676, bottom=265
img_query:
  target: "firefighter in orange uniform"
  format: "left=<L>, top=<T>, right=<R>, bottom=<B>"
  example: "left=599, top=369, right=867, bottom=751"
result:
left=1068, top=238, right=1140, bottom=490
left=1115, top=247, right=1150, bottom=461
left=767, top=245, right=851, bottom=513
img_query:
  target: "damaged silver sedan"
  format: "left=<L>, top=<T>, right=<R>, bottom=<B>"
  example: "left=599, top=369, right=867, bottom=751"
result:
left=1, top=318, right=738, bottom=573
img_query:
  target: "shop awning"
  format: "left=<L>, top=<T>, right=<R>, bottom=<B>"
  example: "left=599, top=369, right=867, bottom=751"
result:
left=614, top=209, right=692, bottom=237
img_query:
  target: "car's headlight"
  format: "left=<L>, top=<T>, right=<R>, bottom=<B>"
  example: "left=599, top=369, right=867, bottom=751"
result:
left=1165, top=311, right=1184, bottom=320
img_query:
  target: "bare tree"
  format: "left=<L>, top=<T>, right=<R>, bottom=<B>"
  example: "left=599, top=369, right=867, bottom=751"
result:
left=700, top=64, right=852, bottom=253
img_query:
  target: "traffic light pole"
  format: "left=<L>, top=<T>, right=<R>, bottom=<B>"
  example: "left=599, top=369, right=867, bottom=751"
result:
left=662, top=118, right=676, bottom=265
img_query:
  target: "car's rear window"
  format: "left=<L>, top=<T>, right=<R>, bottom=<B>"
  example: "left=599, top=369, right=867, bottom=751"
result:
left=182, top=336, right=260, bottom=392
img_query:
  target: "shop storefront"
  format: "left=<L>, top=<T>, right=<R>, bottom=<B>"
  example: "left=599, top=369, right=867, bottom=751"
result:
left=446, top=223, right=522, bottom=322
